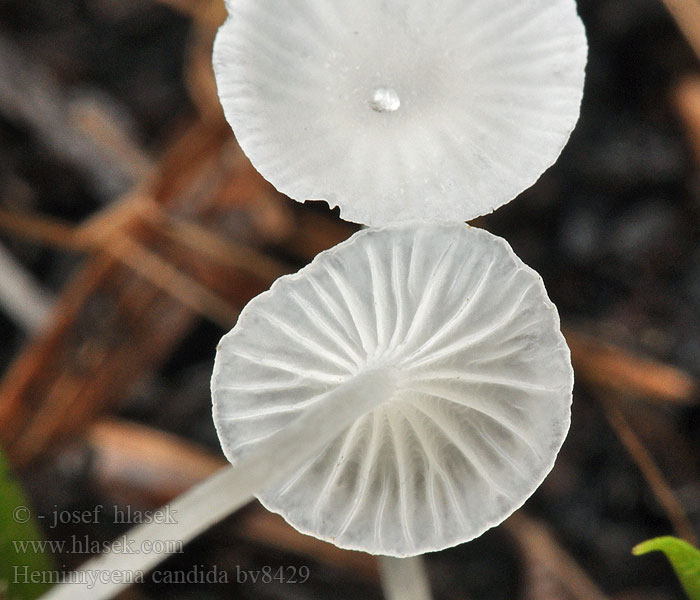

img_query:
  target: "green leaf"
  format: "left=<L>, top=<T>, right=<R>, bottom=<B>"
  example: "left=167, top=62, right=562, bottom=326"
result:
left=0, top=450, right=55, bottom=599
left=633, top=536, right=700, bottom=600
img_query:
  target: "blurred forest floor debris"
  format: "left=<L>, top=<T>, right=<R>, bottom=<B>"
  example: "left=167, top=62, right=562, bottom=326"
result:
left=0, top=0, right=700, bottom=599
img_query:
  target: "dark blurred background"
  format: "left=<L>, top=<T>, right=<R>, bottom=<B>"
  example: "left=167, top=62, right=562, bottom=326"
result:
left=0, top=0, right=699, bottom=598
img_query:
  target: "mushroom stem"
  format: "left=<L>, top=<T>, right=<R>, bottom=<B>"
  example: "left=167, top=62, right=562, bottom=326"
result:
left=41, top=466, right=251, bottom=600
left=378, top=556, right=433, bottom=600
left=41, top=368, right=406, bottom=600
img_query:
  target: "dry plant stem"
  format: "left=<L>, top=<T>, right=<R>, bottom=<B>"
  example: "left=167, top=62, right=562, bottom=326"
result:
left=105, top=235, right=239, bottom=329
left=674, top=76, right=700, bottom=165
left=0, top=207, right=240, bottom=328
left=151, top=0, right=227, bottom=30
left=0, top=208, right=82, bottom=251
left=87, top=420, right=226, bottom=506
left=564, top=328, right=698, bottom=405
left=0, top=205, right=292, bottom=283
left=505, top=513, right=611, bottom=600
left=378, top=556, right=432, bottom=600
left=42, top=369, right=432, bottom=600
left=601, top=398, right=698, bottom=545
left=661, top=0, right=700, bottom=62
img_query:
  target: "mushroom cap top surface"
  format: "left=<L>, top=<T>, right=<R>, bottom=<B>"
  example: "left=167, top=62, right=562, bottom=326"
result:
left=212, top=222, right=573, bottom=556
left=213, top=0, right=587, bottom=226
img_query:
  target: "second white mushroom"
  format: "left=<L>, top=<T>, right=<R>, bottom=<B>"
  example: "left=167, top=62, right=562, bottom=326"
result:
left=214, top=221, right=574, bottom=555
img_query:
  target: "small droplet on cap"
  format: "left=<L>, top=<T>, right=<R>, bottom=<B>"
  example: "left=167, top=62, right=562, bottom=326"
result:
left=369, top=87, right=400, bottom=113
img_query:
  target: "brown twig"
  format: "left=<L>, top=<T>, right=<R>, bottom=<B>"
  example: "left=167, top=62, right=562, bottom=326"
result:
left=505, top=512, right=612, bottom=600
left=0, top=207, right=83, bottom=251
left=184, top=27, right=226, bottom=124
left=673, top=75, right=700, bottom=164
left=106, top=234, right=239, bottom=329
left=660, top=0, right=700, bottom=63
left=0, top=202, right=291, bottom=285
left=0, top=253, right=118, bottom=456
left=565, top=328, right=698, bottom=405
left=0, top=205, right=282, bottom=328
left=0, top=111, right=287, bottom=467
left=601, top=398, right=698, bottom=545
left=74, top=189, right=159, bottom=247
left=87, top=420, right=226, bottom=507
left=151, top=0, right=227, bottom=30
left=152, top=215, right=291, bottom=282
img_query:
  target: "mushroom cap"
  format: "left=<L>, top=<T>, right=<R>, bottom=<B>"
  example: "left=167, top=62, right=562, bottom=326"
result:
left=213, top=0, right=587, bottom=226
left=212, top=222, right=573, bottom=556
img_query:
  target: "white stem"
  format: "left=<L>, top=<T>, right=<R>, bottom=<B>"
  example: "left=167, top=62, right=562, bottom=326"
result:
left=40, top=466, right=251, bottom=600
left=42, top=368, right=400, bottom=600
left=378, top=556, right=433, bottom=600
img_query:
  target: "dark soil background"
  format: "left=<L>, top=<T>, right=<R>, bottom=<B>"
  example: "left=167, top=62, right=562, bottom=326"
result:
left=0, top=0, right=699, bottom=599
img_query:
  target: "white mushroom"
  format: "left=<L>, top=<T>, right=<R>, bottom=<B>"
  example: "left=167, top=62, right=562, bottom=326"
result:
left=41, top=222, right=573, bottom=599
left=213, top=221, right=573, bottom=555
left=213, top=0, right=587, bottom=225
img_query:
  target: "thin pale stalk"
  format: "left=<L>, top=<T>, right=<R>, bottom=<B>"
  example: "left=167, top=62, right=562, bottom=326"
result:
left=378, top=555, right=433, bottom=600
left=42, top=368, right=399, bottom=600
